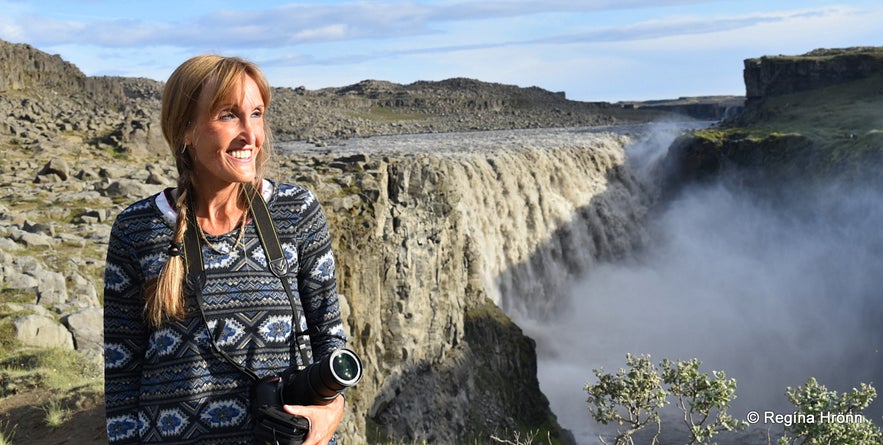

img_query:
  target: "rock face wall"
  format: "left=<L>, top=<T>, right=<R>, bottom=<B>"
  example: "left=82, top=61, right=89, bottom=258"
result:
left=0, top=41, right=87, bottom=93
left=743, top=47, right=883, bottom=102
left=278, top=128, right=650, bottom=442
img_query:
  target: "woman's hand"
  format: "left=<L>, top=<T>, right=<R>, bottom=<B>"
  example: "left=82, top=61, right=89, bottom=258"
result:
left=283, top=395, right=345, bottom=445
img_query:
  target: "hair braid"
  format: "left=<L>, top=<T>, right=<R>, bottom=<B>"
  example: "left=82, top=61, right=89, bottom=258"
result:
left=145, top=173, right=192, bottom=326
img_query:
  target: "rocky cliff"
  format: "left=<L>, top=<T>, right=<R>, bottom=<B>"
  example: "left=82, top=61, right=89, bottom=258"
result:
left=743, top=46, right=883, bottom=102
left=0, top=41, right=165, bottom=158
left=664, top=47, right=883, bottom=192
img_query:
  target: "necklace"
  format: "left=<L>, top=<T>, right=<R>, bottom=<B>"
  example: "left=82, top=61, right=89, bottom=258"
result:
left=197, top=208, right=248, bottom=255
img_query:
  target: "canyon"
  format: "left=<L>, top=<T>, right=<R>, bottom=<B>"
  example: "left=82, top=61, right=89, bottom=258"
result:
left=2, top=39, right=882, bottom=444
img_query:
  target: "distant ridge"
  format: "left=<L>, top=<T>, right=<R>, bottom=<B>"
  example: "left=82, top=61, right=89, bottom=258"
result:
left=0, top=38, right=698, bottom=155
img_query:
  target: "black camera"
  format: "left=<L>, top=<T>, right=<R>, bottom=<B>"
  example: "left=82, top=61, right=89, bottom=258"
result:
left=252, top=348, right=363, bottom=445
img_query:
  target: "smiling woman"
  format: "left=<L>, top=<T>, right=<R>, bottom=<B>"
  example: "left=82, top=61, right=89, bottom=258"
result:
left=102, top=55, right=352, bottom=445
left=187, top=71, right=267, bottom=234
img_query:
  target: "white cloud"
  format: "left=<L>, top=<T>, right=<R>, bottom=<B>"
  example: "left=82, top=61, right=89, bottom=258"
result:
left=291, top=24, right=351, bottom=42
left=0, top=19, right=24, bottom=42
left=2, top=0, right=725, bottom=48
left=3, top=0, right=881, bottom=101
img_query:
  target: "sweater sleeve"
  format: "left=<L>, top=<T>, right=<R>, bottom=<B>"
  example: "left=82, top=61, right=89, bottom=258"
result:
left=295, top=191, right=348, bottom=361
left=103, top=217, right=149, bottom=444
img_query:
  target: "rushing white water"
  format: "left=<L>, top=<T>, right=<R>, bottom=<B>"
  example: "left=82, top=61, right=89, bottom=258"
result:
left=514, top=124, right=883, bottom=444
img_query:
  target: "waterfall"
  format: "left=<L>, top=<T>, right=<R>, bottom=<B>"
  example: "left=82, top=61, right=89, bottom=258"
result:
left=511, top=124, right=883, bottom=444
left=442, top=129, right=653, bottom=318
left=284, top=125, right=658, bottom=318
left=278, top=126, right=665, bottom=442
left=279, top=122, right=881, bottom=442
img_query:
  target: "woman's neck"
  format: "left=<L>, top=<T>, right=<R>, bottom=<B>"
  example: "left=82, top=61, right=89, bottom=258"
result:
left=192, top=182, right=248, bottom=235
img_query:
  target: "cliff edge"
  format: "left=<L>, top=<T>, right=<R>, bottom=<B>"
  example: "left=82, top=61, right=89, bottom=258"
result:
left=663, top=46, right=883, bottom=189
left=743, top=46, right=883, bottom=102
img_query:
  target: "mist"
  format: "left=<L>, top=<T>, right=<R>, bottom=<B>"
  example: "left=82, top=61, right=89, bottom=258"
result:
left=517, top=124, right=883, bottom=444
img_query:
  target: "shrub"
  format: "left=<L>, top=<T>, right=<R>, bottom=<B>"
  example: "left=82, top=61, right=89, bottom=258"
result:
left=43, top=397, right=70, bottom=428
left=586, top=354, right=745, bottom=445
left=779, top=377, right=882, bottom=445
left=661, top=358, right=746, bottom=444
left=585, top=354, right=668, bottom=445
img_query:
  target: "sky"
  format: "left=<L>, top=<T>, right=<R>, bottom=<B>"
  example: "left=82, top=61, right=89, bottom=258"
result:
left=1, top=0, right=881, bottom=102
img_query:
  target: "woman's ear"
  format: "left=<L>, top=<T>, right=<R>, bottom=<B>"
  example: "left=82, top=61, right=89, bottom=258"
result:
left=183, top=128, right=196, bottom=148
left=183, top=120, right=194, bottom=146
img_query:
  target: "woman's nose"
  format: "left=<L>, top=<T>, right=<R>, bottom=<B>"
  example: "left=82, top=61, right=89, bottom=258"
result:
left=240, top=115, right=258, bottom=145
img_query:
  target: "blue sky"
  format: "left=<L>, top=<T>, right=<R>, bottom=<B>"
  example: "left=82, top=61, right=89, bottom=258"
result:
left=1, top=0, right=881, bottom=101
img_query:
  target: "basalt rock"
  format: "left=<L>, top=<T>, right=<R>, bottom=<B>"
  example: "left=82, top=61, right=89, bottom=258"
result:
left=743, top=46, right=883, bottom=103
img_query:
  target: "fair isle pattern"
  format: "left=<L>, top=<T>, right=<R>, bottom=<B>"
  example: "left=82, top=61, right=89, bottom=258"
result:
left=157, top=408, right=188, bottom=437
left=104, top=181, right=346, bottom=444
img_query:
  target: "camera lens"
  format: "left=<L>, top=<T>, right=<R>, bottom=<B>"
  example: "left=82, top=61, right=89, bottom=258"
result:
left=280, top=348, right=363, bottom=406
left=330, top=349, right=361, bottom=385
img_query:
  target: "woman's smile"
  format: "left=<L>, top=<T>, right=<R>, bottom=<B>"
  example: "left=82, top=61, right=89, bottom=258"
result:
left=229, top=148, right=253, bottom=160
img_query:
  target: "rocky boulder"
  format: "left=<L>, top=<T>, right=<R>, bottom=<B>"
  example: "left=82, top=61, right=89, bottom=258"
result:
left=13, top=314, right=75, bottom=349
left=63, top=308, right=104, bottom=352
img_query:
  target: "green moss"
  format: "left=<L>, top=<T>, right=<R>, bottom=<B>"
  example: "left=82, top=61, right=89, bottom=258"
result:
left=692, top=128, right=728, bottom=145
left=0, top=348, right=102, bottom=393
left=465, top=301, right=517, bottom=329
left=693, top=127, right=804, bottom=145
left=0, top=318, right=21, bottom=361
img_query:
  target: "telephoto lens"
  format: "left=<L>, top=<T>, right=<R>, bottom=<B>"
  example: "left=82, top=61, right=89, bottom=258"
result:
left=280, top=348, right=362, bottom=406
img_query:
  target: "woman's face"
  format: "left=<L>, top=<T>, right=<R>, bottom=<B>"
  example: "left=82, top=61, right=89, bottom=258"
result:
left=187, top=74, right=265, bottom=191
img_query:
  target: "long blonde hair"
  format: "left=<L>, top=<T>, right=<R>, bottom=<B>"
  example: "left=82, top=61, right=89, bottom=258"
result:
left=145, top=55, right=275, bottom=327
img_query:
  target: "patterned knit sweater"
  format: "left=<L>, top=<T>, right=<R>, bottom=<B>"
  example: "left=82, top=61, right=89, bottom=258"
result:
left=104, top=180, right=347, bottom=444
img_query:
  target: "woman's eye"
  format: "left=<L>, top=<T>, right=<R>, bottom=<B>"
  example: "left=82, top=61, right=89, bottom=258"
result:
left=219, top=112, right=236, bottom=120
left=251, top=110, right=263, bottom=119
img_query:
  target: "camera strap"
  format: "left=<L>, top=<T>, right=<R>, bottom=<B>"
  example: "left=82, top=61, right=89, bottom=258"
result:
left=183, top=182, right=314, bottom=382
left=243, top=182, right=314, bottom=369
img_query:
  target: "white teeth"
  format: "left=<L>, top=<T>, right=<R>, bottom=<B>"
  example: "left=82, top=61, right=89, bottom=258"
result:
left=230, top=150, right=251, bottom=159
